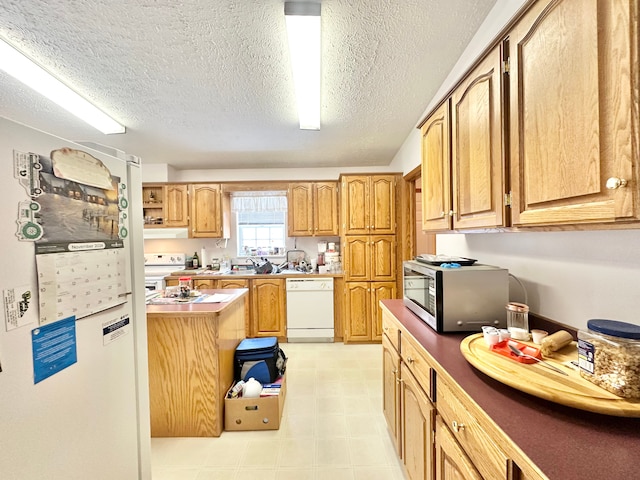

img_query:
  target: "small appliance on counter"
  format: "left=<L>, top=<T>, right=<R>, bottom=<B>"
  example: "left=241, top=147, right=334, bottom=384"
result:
left=403, top=259, right=508, bottom=333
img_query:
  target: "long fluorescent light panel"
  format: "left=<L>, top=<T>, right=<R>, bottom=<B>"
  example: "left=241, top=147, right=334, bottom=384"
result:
left=285, top=2, right=321, bottom=130
left=0, top=38, right=125, bottom=134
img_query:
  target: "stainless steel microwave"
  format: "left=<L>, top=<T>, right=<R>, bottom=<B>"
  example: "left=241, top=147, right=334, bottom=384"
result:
left=402, top=260, right=508, bottom=333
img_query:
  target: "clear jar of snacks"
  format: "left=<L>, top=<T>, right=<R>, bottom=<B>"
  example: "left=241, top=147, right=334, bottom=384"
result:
left=578, top=319, right=640, bottom=398
left=178, top=277, right=192, bottom=299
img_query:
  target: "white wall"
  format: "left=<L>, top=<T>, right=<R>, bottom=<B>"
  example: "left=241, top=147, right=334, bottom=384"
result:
left=389, top=0, right=640, bottom=330
left=142, top=164, right=399, bottom=183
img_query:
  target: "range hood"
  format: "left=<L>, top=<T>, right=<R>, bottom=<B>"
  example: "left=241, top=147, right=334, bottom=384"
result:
left=143, top=228, right=189, bottom=240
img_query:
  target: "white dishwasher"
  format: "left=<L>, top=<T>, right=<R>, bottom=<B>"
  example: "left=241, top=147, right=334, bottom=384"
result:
left=286, top=277, right=334, bottom=342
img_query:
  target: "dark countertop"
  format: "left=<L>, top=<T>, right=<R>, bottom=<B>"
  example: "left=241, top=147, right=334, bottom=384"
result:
left=381, top=299, right=640, bottom=480
left=145, top=289, right=247, bottom=315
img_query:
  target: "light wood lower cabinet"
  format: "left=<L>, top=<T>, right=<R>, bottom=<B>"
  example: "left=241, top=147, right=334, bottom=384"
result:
left=219, top=278, right=250, bottom=336
left=193, top=278, right=217, bottom=290
left=345, top=281, right=396, bottom=343
left=146, top=293, right=245, bottom=437
left=251, top=278, right=286, bottom=338
left=381, top=307, right=544, bottom=480
left=382, top=334, right=402, bottom=458
left=401, top=363, right=435, bottom=480
left=435, top=415, right=482, bottom=480
left=436, top=376, right=509, bottom=480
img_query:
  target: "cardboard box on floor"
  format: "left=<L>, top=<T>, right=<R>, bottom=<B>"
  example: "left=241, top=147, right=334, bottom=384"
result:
left=224, top=375, right=286, bottom=431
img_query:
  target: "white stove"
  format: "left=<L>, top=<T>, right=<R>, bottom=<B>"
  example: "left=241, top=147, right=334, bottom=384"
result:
left=144, top=253, right=186, bottom=292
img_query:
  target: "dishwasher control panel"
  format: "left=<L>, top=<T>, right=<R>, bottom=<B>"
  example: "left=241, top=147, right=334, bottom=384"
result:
left=285, top=278, right=333, bottom=291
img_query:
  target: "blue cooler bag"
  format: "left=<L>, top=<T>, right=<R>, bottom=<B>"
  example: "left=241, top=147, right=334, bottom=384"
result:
left=234, top=337, right=287, bottom=384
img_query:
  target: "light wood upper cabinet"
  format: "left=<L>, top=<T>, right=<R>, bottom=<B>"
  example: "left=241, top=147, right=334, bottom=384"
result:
left=314, top=182, right=339, bottom=235
left=190, top=184, right=230, bottom=238
left=341, top=175, right=397, bottom=235
left=343, top=236, right=370, bottom=281
left=288, top=183, right=313, bottom=236
left=288, top=182, right=339, bottom=236
left=343, top=235, right=395, bottom=282
left=370, top=176, right=396, bottom=234
left=451, top=46, right=506, bottom=229
left=371, top=236, right=396, bottom=281
left=164, top=184, right=189, bottom=227
left=421, top=102, right=452, bottom=231
left=251, top=278, right=286, bottom=338
left=508, top=0, right=638, bottom=226
left=143, top=183, right=189, bottom=228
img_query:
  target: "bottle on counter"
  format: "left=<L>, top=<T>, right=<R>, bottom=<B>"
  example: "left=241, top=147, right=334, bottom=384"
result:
left=192, top=251, right=199, bottom=268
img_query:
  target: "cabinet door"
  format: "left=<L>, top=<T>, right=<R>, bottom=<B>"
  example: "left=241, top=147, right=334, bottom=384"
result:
left=333, top=276, right=346, bottom=341
left=509, top=0, right=638, bottom=226
left=164, top=184, right=189, bottom=227
left=371, top=282, right=397, bottom=341
left=193, top=278, right=217, bottom=290
left=341, top=176, right=370, bottom=234
left=190, top=184, right=222, bottom=237
left=343, top=236, right=370, bottom=282
left=220, top=279, right=250, bottom=336
left=288, top=183, right=313, bottom=236
left=344, top=282, right=371, bottom=342
left=451, top=47, right=506, bottom=229
left=314, top=182, right=339, bottom=236
left=382, top=334, right=401, bottom=458
left=401, top=364, right=435, bottom=480
left=370, top=235, right=396, bottom=281
left=251, top=278, right=286, bottom=338
left=370, top=175, right=396, bottom=234
left=421, top=101, right=452, bottom=231
left=435, top=415, right=482, bottom=480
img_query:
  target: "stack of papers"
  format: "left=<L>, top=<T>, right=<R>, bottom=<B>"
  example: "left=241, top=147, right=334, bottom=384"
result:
left=192, top=293, right=234, bottom=303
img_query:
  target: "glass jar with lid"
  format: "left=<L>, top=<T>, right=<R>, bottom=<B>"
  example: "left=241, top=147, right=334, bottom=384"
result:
left=178, top=277, right=192, bottom=299
left=578, top=319, right=640, bottom=398
left=506, top=302, right=529, bottom=340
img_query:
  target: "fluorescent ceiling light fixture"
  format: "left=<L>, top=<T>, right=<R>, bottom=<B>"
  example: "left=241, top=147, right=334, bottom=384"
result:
left=285, top=2, right=321, bottom=130
left=0, top=38, right=125, bottom=134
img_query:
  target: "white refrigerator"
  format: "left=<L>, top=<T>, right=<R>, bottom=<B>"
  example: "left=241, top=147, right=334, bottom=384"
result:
left=0, top=117, right=151, bottom=480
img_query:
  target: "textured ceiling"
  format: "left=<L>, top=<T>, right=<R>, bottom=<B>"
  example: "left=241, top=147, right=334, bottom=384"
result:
left=0, top=0, right=496, bottom=170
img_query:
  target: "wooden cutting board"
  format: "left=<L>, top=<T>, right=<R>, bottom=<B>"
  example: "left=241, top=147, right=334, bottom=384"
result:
left=460, top=333, right=640, bottom=417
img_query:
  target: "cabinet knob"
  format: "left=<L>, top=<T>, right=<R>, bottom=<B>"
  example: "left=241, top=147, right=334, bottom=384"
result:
left=452, top=421, right=465, bottom=432
left=606, top=177, right=628, bottom=189
left=441, top=211, right=446, bottom=217
left=449, top=210, right=455, bottom=217
left=406, top=356, right=414, bottom=364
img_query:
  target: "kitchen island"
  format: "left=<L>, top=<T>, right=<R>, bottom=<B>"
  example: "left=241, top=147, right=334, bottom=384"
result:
left=146, top=289, right=247, bottom=437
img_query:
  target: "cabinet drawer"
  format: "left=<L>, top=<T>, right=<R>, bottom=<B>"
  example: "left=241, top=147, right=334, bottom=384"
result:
left=437, top=377, right=510, bottom=480
left=400, top=332, right=433, bottom=401
left=381, top=313, right=400, bottom=351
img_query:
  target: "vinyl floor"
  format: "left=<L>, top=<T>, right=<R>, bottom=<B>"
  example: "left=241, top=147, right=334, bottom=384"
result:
left=151, top=342, right=406, bottom=480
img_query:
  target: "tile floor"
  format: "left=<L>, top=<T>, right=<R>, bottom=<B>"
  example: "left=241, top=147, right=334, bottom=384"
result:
left=151, top=342, right=406, bottom=480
